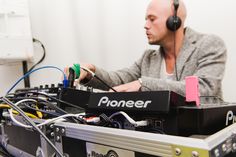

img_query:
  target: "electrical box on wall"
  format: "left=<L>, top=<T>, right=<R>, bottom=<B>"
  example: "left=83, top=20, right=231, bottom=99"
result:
left=0, top=0, right=34, bottom=64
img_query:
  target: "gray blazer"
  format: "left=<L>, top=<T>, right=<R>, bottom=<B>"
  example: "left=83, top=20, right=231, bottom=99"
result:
left=88, top=28, right=227, bottom=98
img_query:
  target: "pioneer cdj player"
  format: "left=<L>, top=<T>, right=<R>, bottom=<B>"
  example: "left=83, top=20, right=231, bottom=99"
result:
left=58, top=87, right=236, bottom=136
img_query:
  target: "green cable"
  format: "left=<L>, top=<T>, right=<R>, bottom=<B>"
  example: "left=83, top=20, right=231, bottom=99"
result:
left=72, top=64, right=80, bottom=78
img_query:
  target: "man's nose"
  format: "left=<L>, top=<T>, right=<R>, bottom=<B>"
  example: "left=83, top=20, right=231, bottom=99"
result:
left=144, top=21, right=150, bottom=30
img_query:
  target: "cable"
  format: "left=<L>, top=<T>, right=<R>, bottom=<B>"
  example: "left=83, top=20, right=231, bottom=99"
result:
left=173, top=3, right=179, bottom=81
left=0, top=104, right=11, bottom=108
left=172, top=1, right=180, bottom=81
left=38, top=113, right=85, bottom=127
left=2, top=96, right=67, bottom=116
left=6, top=66, right=67, bottom=95
left=28, top=38, right=46, bottom=72
left=9, top=93, right=84, bottom=123
left=1, top=101, right=63, bottom=117
left=14, top=91, right=85, bottom=111
left=80, top=66, right=117, bottom=92
left=22, top=61, right=30, bottom=88
left=20, top=38, right=46, bottom=88
left=0, top=144, right=14, bottom=157
left=0, top=104, right=38, bottom=118
left=109, top=111, right=148, bottom=127
left=35, top=104, right=43, bottom=118
left=7, top=99, right=37, bottom=128
left=8, top=100, right=84, bottom=129
left=23, top=103, right=61, bottom=117
left=12, top=110, right=38, bottom=119
left=173, top=30, right=179, bottom=81
left=30, top=96, right=68, bottom=115
left=1, top=97, right=64, bottom=157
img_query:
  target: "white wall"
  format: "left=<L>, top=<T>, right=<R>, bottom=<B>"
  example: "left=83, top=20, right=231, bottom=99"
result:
left=0, top=0, right=236, bottom=102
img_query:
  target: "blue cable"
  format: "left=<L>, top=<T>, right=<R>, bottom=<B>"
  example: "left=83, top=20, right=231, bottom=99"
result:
left=6, top=66, right=68, bottom=95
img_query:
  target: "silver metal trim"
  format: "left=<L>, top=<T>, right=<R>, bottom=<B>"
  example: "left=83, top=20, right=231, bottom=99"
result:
left=54, top=122, right=210, bottom=156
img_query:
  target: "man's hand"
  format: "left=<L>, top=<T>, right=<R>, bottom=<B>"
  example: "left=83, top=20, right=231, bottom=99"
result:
left=110, top=80, right=141, bottom=92
left=64, top=63, right=96, bottom=84
left=78, top=63, right=96, bottom=83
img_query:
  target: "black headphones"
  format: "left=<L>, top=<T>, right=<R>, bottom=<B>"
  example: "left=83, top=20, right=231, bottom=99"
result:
left=166, top=0, right=182, bottom=31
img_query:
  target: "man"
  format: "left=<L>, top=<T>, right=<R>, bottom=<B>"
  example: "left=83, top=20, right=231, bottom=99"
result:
left=76, top=0, right=227, bottom=98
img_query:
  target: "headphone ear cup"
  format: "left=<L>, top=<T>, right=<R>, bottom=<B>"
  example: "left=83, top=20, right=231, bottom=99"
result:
left=166, top=16, right=182, bottom=31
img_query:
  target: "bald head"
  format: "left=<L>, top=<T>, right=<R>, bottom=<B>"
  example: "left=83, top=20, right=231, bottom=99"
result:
left=147, top=0, right=187, bottom=26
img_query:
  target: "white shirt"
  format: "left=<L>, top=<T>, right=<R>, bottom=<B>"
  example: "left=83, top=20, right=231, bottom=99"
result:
left=160, top=59, right=174, bottom=80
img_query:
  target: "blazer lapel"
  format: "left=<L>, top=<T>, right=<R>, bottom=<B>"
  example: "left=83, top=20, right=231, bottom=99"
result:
left=155, top=48, right=163, bottom=78
left=175, top=28, right=198, bottom=79
left=150, top=48, right=163, bottom=78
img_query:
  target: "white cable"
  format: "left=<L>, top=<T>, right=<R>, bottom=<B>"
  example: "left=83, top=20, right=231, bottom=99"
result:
left=37, top=113, right=83, bottom=127
left=2, top=97, right=64, bottom=157
left=10, top=109, right=85, bottom=129
left=80, top=66, right=95, bottom=77
left=9, top=108, right=31, bottom=128
left=8, top=99, right=37, bottom=128
left=109, top=111, right=148, bottom=127
left=7, top=98, right=86, bottom=128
